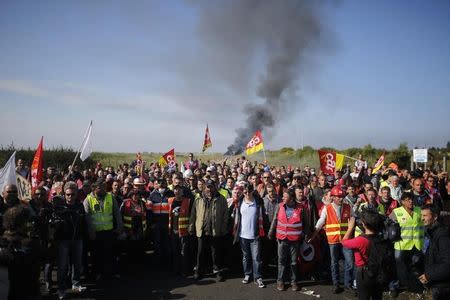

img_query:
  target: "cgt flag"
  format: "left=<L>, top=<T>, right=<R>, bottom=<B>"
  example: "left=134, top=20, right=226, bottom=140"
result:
left=202, top=124, right=212, bottom=152
left=246, top=130, right=264, bottom=155
left=318, top=150, right=344, bottom=175
left=158, top=148, right=176, bottom=167
left=31, top=137, right=44, bottom=191
left=372, top=151, right=385, bottom=174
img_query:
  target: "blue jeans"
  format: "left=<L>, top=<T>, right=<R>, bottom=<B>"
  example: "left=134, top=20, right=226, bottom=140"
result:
left=329, top=243, right=354, bottom=288
left=57, top=240, right=83, bottom=291
left=277, top=239, right=300, bottom=283
left=240, top=238, right=262, bottom=280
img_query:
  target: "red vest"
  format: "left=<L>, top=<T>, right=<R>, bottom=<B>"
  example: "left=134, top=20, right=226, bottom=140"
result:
left=168, top=197, right=190, bottom=237
left=122, top=199, right=147, bottom=232
left=276, top=203, right=303, bottom=241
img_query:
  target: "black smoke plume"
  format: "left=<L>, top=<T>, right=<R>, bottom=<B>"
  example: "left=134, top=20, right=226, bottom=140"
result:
left=194, top=1, right=325, bottom=155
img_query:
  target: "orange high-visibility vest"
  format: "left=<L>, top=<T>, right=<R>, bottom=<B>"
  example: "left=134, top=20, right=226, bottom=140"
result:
left=276, top=203, right=303, bottom=241
left=168, top=197, right=190, bottom=237
left=324, top=203, right=351, bottom=244
left=150, top=200, right=170, bottom=214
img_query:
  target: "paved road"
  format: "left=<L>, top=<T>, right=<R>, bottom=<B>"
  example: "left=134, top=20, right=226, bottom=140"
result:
left=1, top=255, right=425, bottom=300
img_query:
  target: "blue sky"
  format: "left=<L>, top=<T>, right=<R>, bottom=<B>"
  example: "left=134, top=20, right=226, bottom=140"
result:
left=1, top=0, right=449, bottom=153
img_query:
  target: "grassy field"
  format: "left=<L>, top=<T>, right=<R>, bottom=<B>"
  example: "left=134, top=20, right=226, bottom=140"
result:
left=2, top=144, right=448, bottom=171
left=90, top=150, right=320, bottom=169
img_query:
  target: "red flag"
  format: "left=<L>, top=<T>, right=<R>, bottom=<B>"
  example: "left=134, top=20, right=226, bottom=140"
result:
left=202, top=124, right=212, bottom=152
left=158, top=148, right=176, bottom=167
left=31, top=137, right=44, bottom=191
left=318, top=150, right=345, bottom=175
left=318, top=150, right=334, bottom=175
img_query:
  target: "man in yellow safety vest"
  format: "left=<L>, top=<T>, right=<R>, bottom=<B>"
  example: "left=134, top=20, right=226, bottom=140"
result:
left=388, top=192, right=425, bottom=296
left=84, top=179, right=123, bottom=280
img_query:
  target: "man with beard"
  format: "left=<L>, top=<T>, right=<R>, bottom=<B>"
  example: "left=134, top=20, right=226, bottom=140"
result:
left=419, top=204, right=450, bottom=299
left=379, top=186, right=399, bottom=217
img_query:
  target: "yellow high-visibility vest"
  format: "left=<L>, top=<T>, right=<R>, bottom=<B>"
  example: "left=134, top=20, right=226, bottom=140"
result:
left=393, top=206, right=424, bottom=251
left=87, top=193, right=114, bottom=232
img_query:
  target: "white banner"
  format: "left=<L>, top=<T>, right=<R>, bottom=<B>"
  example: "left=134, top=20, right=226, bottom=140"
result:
left=413, top=148, right=428, bottom=163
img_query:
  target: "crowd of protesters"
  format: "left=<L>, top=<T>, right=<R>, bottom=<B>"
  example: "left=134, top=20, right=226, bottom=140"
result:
left=1, top=153, right=450, bottom=300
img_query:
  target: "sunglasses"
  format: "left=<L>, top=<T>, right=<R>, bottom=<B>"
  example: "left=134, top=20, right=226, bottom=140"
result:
left=65, top=193, right=75, bottom=196
left=6, top=190, right=17, bottom=194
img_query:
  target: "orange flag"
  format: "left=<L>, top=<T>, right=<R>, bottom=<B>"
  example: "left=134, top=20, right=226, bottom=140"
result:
left=246, top=130, right=264, bottom=155
left=202, top=124, right=212, bottom=152
left=158, top=148, right=175, bottom=167
left=31, top=137, right=44, bottom=191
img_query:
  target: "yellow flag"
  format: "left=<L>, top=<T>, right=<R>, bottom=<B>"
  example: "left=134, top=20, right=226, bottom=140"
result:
left=336, top=153, right=345, bottom=171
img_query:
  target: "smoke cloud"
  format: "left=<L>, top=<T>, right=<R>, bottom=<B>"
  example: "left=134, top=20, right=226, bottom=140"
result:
left=192, top=1, right=326, bottom=154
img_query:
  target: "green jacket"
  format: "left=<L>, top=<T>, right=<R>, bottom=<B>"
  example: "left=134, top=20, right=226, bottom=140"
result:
left=189, top=192, right=229, bottom=238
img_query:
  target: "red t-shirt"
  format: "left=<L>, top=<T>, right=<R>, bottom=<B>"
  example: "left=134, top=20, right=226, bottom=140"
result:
left=342, top=236, right=370, bottom=267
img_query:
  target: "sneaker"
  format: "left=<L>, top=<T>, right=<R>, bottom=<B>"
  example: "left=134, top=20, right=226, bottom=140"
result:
left=291, top=282, right=299, bottom=291
left=255, top=278, right=265, bottom=288
left=276, top=281, right=284, bottom=291
left=242, top=275, right=250, bottom=284
left=332, top=285, right=342, bottom=294
left=216, top=273, right=224, bottom=282
left=415, top=293, right=425, bottom=300
left=193, top=272, right=201, bottom=281
left=57, top=290, right=66, bottom=300
left=45, top=282, right=51, bottom=292
left=389, top=289, right=399, bottom=298
left=72, top=284, right=87, bottom=292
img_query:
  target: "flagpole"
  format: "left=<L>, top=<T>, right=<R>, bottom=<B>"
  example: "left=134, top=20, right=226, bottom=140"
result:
left=69, top=144, right=83, bottom=173
left=262, top=147, right=267, bottom=164
left=343, top=154, right=358, bottom=161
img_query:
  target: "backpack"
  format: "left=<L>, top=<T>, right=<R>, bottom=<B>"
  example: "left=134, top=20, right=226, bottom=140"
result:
left=362, top=234, right=396, bottom=287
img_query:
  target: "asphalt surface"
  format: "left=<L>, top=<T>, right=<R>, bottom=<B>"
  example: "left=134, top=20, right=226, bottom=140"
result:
left=0, top=253, right=428, bottom=300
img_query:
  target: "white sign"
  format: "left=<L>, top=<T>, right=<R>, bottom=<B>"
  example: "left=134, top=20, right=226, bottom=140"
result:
left=413, top=149, right=428, bottom=163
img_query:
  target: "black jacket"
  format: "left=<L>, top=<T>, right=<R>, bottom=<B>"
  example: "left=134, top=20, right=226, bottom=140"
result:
left=0, top=232, right=43, bottom=299
left=424, top=222, right=450, bottom=288
left=53, top=202, right=86, bottom=241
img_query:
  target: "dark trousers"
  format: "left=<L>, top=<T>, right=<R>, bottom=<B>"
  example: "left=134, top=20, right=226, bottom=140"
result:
left=277, top=239, right=300, bottom=283
left=152, top=219, right=169, bottom=262
left=432, top=287, right=450, bottom=300
left=224, top=234, right=242, bottom=274
left=262, top=237, right=277, bottom=275
left=393, top=248, right=424, bottom=293
left=93, top=230, right=115, bottom=278
left=169, top=234, right=190, bottom=275
left=57, top=240, right=83, bottom=291
left=196, top=235, right=224, bottom=275
left=356, top=267, right=382, bottom=300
